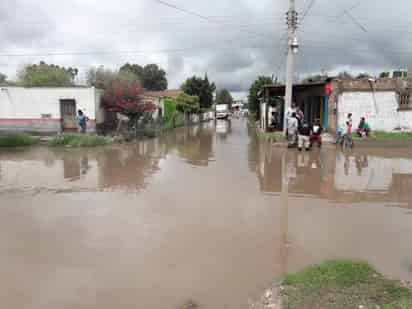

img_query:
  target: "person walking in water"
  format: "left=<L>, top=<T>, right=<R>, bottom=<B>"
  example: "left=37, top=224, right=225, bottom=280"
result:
left=78, top=110, right=87, bottom=134
left=298, top=122, right=311, bottom=151
left=310, top=119, right=323, bottom=147
left=287, top=112, right=299, bottom=147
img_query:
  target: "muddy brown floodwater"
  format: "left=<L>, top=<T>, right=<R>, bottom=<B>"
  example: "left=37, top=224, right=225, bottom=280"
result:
left=1, top=119, right=412, bottom=309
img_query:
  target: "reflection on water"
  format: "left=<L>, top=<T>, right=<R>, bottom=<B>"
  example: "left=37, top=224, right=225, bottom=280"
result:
left=0, top=123, right=215, bottom=192
left=216, top=119, right=232, bottom=139
left=250, top=138, right=412, bottom=207
left=1, top=119, right=412, bottom=309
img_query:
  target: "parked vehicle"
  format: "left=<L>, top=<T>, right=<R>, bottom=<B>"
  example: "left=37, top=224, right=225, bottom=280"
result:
left=215, top=104, right=230, bottom=120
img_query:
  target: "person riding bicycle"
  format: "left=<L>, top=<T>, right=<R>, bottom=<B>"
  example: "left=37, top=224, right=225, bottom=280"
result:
left=342, top=120, right=354, bottom=148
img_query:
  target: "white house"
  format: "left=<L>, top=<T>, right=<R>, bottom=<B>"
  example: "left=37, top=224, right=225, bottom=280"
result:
left=0, top=87, right=105, bottom=133
left=331, top=78, right=412, bottom=132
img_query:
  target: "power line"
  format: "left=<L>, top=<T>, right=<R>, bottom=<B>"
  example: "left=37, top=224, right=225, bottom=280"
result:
left=152, top=0, right=212, bottom=21
left=151, top=0, right=276, bottom=39
left=301, top=0, right=317, bottom=22
left=343, top=9, right=368, bottom=32
left=1, top=39, right=411, bottom=59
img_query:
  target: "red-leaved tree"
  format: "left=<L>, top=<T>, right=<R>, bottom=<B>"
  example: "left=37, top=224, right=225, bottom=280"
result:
left=101, top=80, right=157, bottom=121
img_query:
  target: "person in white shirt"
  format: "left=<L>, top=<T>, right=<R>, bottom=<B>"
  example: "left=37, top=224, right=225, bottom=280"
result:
left=287, top=112, right=298, bottom=146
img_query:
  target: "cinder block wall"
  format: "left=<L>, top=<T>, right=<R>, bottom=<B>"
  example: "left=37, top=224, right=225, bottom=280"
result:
left=331, top=79, right=411, bottom=132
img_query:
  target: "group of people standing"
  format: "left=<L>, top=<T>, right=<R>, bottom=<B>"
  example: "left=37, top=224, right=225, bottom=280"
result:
left=285, top=105, right=372, bottom=150
left=286, top=106, right=323, bottom=151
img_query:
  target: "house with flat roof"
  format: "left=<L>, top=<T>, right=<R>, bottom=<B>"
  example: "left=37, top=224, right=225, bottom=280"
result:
left=261, top=75, right=412, bottom=133
left=0, top=86, right=106, bottom=133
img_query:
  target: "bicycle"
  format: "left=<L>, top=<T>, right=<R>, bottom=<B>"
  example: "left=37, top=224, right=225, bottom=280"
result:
left=341, top=134, right=354, bottom=150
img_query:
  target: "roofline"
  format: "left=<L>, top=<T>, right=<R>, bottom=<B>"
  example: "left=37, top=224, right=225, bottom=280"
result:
left=0, top=85, right=99, bottom=90
left=263, top=81, right=327, bottom=89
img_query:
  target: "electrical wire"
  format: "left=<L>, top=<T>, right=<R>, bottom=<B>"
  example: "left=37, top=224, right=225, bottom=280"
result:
left=151, top=0, right=276, bottom=39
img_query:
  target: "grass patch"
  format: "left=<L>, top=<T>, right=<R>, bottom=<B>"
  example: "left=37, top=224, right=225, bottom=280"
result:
left=372, top=131, right=412, bottom=139
left=49, top=133, right=113, bottom=147
left=0, top=133, right=39, bottom=147
left=353, top=131, right=412, bottom=140
left=281, top=260, right=412, bottom=309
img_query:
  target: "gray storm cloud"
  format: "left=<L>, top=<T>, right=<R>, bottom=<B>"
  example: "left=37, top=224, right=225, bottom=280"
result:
left=0, top=0, right=411, bottom=93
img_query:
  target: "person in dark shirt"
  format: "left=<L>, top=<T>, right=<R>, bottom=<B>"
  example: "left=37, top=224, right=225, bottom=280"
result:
left=77, top=110, right=87, bottom=134
left=298, top=122, right=311, bottom=151
left=310, top=119, right=323, bottom=147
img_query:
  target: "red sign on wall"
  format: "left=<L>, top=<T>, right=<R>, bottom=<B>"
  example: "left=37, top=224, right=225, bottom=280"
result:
left=325, top=83, right=332, bottom=95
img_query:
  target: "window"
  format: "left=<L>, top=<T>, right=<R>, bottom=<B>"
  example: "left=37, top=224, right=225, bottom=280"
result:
left=41, top=113, right=52, bottom=119
left=398, top=92, right=411, bottom=110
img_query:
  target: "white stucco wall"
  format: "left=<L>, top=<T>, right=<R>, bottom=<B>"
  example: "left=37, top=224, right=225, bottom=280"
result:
left=337, top=91, right=412, bottom=131
left=0, top=87, right=103, bottom=132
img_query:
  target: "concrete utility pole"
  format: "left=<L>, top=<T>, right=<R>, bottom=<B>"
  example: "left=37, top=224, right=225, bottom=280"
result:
left=283, top=0, right=299, bottom=134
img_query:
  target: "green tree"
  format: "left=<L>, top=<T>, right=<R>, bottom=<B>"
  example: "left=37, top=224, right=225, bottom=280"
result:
left=142, top=64, right=167, bottom=91
left=119, top=63, right=143, bottom=79
left=0, top=73, right=6, bottom=84
left=248, top=76, right=273, bottom=120
left=120, top=63, right=167, bottom=91
left=379, top=72, right=390, bottom=78
left=175, top=92, right=200, bottom=114
left=18, top=61, right=78, bottom=87
left=86, top=66, right=139, bottom=89
left=86, top=66, right=117, bottom=89
left=356, top=72, right=373, bottom=79
left=302, top=74, right=327, bottom=83
left=337, top=71, right=354, bottom=80
left=181, top=74, right=216, bottom=109
left=215, top=89, right=233, bottom=108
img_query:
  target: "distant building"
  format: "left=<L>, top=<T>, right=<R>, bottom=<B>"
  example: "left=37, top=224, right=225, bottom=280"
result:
left=143, top=89, right=182, bottom=119
left=262, top=77, right=412, bottom=133
left=0, top=86, right=106, bottom=133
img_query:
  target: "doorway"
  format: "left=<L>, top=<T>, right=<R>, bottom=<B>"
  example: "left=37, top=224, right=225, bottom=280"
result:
left=60, top=99, right=77, bottom=132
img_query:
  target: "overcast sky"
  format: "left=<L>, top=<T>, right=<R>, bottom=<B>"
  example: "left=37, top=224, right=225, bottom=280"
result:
left=1, top=0, right=411, bottom=98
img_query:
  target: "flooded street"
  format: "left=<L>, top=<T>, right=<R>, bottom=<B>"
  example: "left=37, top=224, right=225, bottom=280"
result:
left=1, top=119, right=412, bottom=309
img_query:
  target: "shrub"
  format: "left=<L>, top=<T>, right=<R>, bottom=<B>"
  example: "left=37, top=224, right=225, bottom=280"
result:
left=49, top=133, right=112, bottom=147
left=0, top=133, right=39, bottom=147
left=282, top=260, right=412, bottom=309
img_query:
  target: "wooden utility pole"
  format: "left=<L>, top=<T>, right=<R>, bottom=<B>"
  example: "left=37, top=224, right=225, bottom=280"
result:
left=283, top=0, right=298, bottom=134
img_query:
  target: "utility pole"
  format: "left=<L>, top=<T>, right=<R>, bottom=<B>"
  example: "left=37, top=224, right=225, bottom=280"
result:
left=283, top=0, right=299, bottom=134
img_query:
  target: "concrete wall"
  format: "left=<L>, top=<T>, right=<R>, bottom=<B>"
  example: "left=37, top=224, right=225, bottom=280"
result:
left=0, top=87, right=103, bottom=133
left=337, top=91, right=412, bottom=132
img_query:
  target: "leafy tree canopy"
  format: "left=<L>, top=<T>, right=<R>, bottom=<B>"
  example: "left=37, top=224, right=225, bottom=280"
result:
left=18, top=61, right=78, bottom=87
left=0, top=72, right=7, bottom=84
left=356, top=72, right=373, bottom=79
left=86, top=66, right=139, bottom=89
left=215, top=89, right=233, bottom=107
left=120, top=63, right=167, bottom=91
left=248, top=76, right=273, bottom=120
left=337, top=71, right=354, bottom=80
left=176, top=92, right=200, bottom=114
left=302, top=74, right=328, bottom=83
left=181, top=74, right=216, bottom=109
